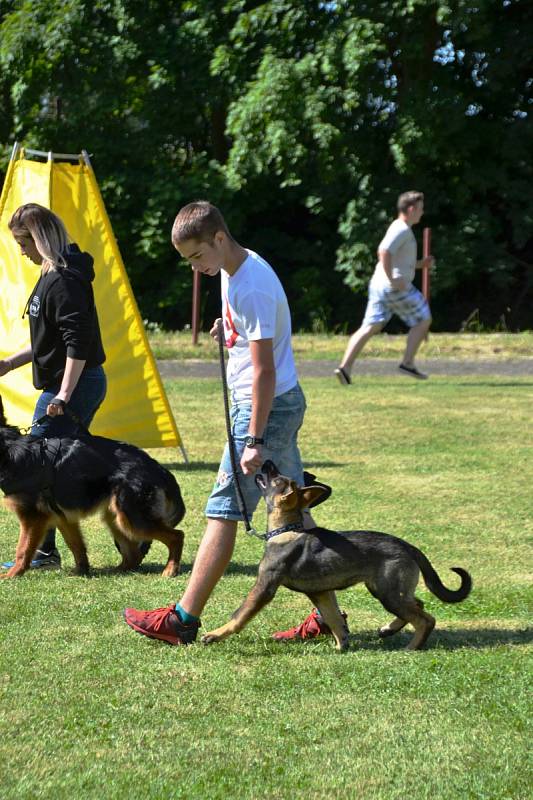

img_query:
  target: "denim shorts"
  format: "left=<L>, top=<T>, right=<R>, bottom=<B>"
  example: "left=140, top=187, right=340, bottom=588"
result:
left=32, top=365, right=107, bottom=438
left=205, top=383, right=306, bottom=521
left=363, top=283, right=431, bottom=328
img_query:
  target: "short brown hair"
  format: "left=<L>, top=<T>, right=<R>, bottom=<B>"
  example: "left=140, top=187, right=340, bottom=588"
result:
left=171, top=201, right=230, bottom=247
left=397, top=191, right=424, bottom=214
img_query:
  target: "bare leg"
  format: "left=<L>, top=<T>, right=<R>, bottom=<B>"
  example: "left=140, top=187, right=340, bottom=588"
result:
left=178, top=518, right=238, bottom=618
left=339, top=323, right=383, bottom=374
left=402, top=318, right=431, bottom=367
left=302, top=510, right=316, bottom=529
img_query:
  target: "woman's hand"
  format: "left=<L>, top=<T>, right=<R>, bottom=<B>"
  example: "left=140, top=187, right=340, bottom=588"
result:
left=46, top=397, right=66, bottom=417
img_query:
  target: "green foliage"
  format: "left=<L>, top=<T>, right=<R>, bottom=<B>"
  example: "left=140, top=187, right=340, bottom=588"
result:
left=0, top=1, right=532, bottom=330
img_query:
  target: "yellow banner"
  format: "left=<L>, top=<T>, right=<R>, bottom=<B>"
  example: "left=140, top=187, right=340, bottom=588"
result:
left=0, top=149, right=183, bottom=450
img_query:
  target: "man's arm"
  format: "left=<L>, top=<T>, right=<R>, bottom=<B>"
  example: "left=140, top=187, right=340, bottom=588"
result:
left=240, top=338, right=276, bottom=476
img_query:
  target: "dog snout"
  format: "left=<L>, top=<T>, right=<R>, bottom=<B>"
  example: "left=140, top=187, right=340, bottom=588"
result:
left=261, top=460, right=280, bottom=479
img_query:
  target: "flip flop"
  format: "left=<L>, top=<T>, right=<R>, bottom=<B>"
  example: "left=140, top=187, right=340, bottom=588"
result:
left=334, top=367, right=351, bottom=385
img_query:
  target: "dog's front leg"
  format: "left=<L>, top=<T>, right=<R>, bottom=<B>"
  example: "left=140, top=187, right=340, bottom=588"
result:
left=202, top=578, right=279, bottom=645
left=0, top=513, right=49, bottom=578
left=307, top=590, right=350, bottom=651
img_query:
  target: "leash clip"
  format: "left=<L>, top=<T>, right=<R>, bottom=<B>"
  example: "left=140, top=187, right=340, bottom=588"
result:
left=245, top=526, right=266, bottom=540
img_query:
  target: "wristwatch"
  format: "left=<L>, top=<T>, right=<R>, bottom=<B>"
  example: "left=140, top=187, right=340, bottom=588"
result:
left=244, top=435, right=264, bottom=448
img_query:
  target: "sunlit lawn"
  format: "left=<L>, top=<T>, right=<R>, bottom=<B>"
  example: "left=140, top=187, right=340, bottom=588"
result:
left=0, top=374, right=531, bottom=799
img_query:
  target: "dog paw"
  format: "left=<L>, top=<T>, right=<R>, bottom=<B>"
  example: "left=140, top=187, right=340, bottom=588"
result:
left=200, top=632, right=221, bottom=645
left=335, top=638, right=350, bottom=653
left=161, top=564, right=181, bottom=578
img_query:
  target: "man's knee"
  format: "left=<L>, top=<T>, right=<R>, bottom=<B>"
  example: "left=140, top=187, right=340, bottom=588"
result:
left=359, top=322, right=382, bottom=338
left=411, top=317, right=431, bottom=331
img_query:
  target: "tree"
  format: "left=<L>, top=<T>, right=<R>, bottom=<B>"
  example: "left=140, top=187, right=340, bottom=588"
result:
left=1, top=1, right=531, bottom=330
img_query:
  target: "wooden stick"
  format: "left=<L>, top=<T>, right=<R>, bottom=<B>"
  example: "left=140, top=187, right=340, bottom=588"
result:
left=422, top=227, right=431, bottom=301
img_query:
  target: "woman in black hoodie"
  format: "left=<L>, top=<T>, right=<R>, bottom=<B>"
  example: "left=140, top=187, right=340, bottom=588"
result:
left=0, top=203, right=107, bottom=568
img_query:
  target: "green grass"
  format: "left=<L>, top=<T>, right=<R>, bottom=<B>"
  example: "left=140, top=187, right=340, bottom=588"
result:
left=1, top=376, right=532, bottom=799
left=148, top=330, right=533, bottom=361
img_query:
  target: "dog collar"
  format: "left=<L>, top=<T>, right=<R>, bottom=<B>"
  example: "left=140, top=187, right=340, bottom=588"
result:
left=263, top=523, right=305, bottom=542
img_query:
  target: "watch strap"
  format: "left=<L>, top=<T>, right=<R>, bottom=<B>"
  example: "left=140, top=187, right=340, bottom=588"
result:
left=245, top=435, right=264, bottom=447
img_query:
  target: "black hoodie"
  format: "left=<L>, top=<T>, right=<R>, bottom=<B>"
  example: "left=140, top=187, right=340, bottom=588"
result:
left=26, top=243, right=106, bottom=389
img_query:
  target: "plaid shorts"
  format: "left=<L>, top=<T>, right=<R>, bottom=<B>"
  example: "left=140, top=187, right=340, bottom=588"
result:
left=362, top=283, right=431, bottom=328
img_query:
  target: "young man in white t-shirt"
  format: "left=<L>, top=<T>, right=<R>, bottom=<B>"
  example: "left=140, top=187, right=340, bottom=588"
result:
left=335, top=191, right=434, bottom=383
left=123, top=201, right=329, bottom=645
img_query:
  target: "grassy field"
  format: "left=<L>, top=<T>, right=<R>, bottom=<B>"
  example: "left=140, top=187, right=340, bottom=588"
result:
left=0, top=375, right=532, bottom=799
left=148, top=330, right=533, bottom=361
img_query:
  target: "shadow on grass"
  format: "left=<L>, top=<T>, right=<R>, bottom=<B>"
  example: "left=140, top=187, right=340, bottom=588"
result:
left=87, top=560, right=262, bottom=578
left=346, top=625, right=533, bottom=651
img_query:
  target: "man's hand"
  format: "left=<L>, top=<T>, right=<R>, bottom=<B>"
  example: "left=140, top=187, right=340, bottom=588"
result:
left=210, top=318, right=222, bottom=339
left=391, top=277, right=408, bottom=291
left=241, top=445, right=263, bottom=476
left=420, top=256, right=435, bottom=270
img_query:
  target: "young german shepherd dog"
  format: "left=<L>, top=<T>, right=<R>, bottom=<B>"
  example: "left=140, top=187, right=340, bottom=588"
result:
left=0, top=396, right=184, bottom=578
left=202, top=460, right=472, bottom=651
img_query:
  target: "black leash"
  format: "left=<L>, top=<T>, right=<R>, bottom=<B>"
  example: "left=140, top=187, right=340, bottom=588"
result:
left=22, top=403, right=90, bottom=436
left=217, top=319, right=260, bottom=538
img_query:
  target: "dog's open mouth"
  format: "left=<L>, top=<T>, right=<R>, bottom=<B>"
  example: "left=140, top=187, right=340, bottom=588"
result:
left=255, top=460, right=280, bottom=492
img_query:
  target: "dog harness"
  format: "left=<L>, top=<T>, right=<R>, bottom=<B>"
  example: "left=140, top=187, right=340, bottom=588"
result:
left=0, top=437, right=65, bottom=517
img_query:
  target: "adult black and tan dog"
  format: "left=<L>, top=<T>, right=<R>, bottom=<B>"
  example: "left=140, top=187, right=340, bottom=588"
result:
left=0, top=396, right=184, bottom=578
left=202, top=460, right=472, bottom=651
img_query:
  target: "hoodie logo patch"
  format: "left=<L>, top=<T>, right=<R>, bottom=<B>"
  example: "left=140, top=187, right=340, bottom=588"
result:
left=29, top=294, right=40, bottom=317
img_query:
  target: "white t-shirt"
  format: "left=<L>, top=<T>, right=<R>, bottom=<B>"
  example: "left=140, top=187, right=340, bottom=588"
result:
left=221, top=250, right=297, bottom=402
left=370, top=218, right=417, bottom=289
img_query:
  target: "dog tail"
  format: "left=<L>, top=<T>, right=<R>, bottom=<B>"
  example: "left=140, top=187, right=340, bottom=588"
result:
left=410, top=545, right=472, bottom=603
left=157, top=467, right=185, bottom=527
left=166, top=480, right=185, bottom=527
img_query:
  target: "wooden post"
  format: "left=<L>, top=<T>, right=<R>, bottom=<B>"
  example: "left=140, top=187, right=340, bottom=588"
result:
left=422, top=227, right=431, bottom=301
left=192, top=270, right=201, bottom=345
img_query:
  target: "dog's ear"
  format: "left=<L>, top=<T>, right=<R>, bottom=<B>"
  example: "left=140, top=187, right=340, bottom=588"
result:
left=276, top=485, right=300, bottom=511
left=302, top=473, right=332, bottom=508
left=298, top=485, right=329, bottom=509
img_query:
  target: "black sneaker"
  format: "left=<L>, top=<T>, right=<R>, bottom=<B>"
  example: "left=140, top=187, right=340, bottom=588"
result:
left=1, top=548, right=61, bottom=570
left=334, top=367, right=351, bottom=385
left=398, top=363, right=428, bottom=380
